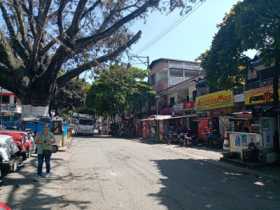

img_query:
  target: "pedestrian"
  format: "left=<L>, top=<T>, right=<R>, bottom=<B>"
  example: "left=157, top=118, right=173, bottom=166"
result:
left=35, top=124, right=56, bottom=178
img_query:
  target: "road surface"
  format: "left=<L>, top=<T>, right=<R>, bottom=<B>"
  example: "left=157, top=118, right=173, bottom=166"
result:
left=0, top=137, right=279, bottom=210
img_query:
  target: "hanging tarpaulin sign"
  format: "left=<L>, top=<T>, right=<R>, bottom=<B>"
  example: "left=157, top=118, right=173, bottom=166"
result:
left=195, top=90, right=234, bottom=111
left=245, top=85, right=273, bottom=105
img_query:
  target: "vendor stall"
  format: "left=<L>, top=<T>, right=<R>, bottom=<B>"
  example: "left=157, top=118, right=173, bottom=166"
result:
left=140, top=115, right=197, bottom=143
left=223, top=112, right=277, bottom=163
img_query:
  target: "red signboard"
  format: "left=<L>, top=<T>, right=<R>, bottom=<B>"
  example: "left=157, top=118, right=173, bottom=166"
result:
left=198, top=118, right=210, bottom=141
left=183, top=101, right=194, bottom=109
left=0, top=92, right=15, bottom=96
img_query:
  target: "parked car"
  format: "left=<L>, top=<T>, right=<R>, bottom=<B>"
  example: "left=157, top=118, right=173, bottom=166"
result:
left=0, top=135, right=20, bottom=178
left=0, top=130, right=34, bottom=159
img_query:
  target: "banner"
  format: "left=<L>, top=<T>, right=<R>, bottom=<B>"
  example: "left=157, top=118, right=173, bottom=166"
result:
left=245, top=85, right=273, bottom=105
left=195, top=90, right=234, bottom=111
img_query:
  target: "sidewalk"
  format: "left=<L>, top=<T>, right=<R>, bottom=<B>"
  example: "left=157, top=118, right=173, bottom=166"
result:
left=138, top=138, right=280, bottom=182
left=0, top=149, right=85, bottom=210
left=168, top=144, right=280, bottom=181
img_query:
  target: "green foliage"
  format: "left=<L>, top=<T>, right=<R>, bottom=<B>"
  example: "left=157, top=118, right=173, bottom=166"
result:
left=201, top=0, right=280, bottom=91
left=0, top=0, right=202, bottom=106
left=51, top=79, right=89, bottom=115
left=86, top=65, right=155, bottom=117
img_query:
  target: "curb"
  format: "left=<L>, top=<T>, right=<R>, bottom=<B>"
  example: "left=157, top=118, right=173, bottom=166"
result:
left=207, top=157, right=280, bottom=182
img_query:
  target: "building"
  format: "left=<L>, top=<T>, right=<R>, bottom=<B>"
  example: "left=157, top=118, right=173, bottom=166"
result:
left=149, top=58, right=203, bottom=115
left=157, top=77, right=198, bottom=115
left=0, top=87, right=22, bottom=114
left=149, top=58, right=202, bottom=92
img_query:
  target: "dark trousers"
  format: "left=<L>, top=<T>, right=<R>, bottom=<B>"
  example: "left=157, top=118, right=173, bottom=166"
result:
left=37, top=150, right=52, bottom=175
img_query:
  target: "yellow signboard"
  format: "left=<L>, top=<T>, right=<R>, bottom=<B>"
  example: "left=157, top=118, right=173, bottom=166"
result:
left=245, top=85, right=273, bottom=105
left=196, top=90, right=234, bottom=111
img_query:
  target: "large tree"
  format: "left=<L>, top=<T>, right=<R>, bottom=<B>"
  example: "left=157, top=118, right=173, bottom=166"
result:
left=0, top=0, right=201, bottom=117
left=201, top=0, right=280, bottom=150
left=86, top=65, right=155, bottom=119
left=201, top=0, right=280, bottom=91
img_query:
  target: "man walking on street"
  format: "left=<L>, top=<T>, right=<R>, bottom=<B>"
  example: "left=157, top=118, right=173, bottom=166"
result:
left=35, top=124, right=56, bottom=178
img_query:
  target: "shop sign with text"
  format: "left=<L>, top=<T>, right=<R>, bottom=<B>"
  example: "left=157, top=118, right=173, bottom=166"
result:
left=245, top=85, right=273, bottom=105
left=196, top=90, right=234, bottom=111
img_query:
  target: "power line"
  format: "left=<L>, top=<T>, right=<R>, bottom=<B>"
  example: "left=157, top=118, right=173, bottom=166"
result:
left=136, top=0, right=206, bottom=54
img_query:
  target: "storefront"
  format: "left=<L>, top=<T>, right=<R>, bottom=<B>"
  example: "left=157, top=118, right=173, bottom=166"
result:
left=244, top=85, right=277, bottom=145
left=195, top=90, right=235, bottom=145
left=140, top=115, right=172, bottom=142
left=222, top=85, right=279, bottom=163
left=140, top=114, right=198, bottom=143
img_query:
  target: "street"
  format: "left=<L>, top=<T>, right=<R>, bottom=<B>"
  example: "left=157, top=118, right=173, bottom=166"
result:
left=0, top=137, right=280, bottom=210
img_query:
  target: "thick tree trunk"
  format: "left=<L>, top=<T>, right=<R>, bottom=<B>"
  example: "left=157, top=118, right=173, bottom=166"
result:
left=20, top=81, right=53, bottom=118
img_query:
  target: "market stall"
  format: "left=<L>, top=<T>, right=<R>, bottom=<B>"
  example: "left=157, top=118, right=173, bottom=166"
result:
left=223, top=111, right=277, bottom=163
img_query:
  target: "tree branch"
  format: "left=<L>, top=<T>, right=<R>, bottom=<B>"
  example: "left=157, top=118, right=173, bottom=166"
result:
left=81, top=0, right=101, bottom=19
left=39, top=0, right=70, bottom=55
left=76, top=0, right=158, bottom=50
left=57, top=31, right=142, bottom=87
left=57, top=0, right=68, bottom=35
left=29, top=0, right=52, bottom=71
left=0, top=2, right=29, bottom=63
left=20, top=0, right=36, bottom=37
left=66, top=0, right=89, bottom=37
left=12, top=0, right=31, bottom=52
left=41, top=0, right=89, bottom=83
left=0, top=32, right=22, bottom=70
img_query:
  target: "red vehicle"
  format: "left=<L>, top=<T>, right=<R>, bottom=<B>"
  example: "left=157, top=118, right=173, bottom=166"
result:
left=0, top=130, right=34, bottom=159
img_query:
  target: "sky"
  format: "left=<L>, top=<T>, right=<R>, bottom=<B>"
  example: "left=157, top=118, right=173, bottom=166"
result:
left=129, top=0, right=240, bottom=68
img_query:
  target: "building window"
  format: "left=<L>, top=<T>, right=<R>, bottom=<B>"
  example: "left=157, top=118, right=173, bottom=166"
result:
left=1, top=96, right=9, bottom=104
left=192, top=90, right=197, bottom=101
left=170, top=97, right=175, bottom=107
left=169, top=69, right=183, bottom=77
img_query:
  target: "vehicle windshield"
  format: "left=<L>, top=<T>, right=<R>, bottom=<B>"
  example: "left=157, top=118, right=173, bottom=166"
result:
left=79, top=119, right=93, bottom=125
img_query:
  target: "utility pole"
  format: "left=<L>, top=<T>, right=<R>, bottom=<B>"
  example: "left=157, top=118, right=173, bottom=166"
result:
left=128, top=55, right=150, bottom=70
left=0, top=87, right=2, bottom=128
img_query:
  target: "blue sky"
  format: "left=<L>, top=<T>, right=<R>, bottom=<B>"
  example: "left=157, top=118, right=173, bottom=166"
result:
left=129, top=0, right=240, bottom=67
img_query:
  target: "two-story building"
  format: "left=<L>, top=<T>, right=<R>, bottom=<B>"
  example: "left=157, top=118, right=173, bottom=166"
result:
left=149, top=58, right=202, bottom=114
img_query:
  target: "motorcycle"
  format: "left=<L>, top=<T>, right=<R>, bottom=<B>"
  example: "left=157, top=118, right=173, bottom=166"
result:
left=178, top=132, right=187, bottom=146
left=166, top=131, right=176, bottom=144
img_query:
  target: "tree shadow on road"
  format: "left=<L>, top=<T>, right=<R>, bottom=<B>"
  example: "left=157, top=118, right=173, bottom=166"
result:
left=149, top=159, right=280, bottom=210
left=1, top=156, right=91, bottom=210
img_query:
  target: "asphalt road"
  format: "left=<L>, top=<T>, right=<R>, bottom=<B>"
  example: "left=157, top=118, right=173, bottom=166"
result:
left=0, top=137, right=280, bottom=210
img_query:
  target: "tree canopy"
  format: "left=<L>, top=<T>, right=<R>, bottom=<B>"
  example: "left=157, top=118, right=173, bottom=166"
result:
left=86, top=65, right=155, bottom=118
left=50, top=78, right=90, bottom=115
left=0, top=0, right=203, bottom=112
left=200, top=0, right=280, bottom=91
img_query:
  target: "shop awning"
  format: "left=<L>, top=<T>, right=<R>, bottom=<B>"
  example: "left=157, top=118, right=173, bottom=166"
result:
left=140, top=115, right=172, bottom=121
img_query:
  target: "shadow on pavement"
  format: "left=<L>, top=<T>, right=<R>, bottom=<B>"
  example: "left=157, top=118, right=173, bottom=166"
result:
left=74, top=135, right=112, bottom=139
left=1, top=156, right=90, bottom=210
left=150, top=158, right=280, bottom=210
